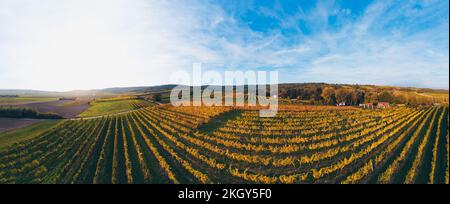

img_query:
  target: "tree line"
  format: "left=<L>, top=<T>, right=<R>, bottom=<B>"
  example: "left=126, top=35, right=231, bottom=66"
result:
left=0, top=107, right=63, bottom=119
left=0, top=95, right=19, bottom=98
left=139, top=83, right=447, bottom=107
left=277, top=84, right=448, bottom=106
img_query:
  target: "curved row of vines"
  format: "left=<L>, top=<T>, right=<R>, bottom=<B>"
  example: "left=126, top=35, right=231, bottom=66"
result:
left=0, top=104, right=448, bottom=184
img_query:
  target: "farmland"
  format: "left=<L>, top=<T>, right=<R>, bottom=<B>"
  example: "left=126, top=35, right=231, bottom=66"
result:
left=0, top=120, right=60, bottom=150
left=0, top=102, right=447, bottom=184
left=0, top=118, right=42, bottom=134
left=0, top=97, right=58, bottom=106
left=78, top=99, right=152, bottom=117
left=10, top=99, right=90, bottom=118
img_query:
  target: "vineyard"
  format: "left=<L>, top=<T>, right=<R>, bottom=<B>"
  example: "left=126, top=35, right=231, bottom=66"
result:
left=0, top=104, right=448, bottom=184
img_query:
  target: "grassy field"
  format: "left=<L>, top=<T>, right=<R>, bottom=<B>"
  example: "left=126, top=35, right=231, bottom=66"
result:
left=0, top=97, right=58, bottom=105
left=78, top=99, right=150, bottom=117
left=57, top=99, right=90, bottom=107
left=0, top=120, right=60, bottom=150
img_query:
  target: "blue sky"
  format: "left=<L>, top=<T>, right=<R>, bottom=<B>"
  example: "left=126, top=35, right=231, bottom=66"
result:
left=0, top=0, right=448, bottom=91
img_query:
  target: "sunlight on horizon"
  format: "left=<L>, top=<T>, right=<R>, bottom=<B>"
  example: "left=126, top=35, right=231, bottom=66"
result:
left=0, top=0, right=448, bottom=91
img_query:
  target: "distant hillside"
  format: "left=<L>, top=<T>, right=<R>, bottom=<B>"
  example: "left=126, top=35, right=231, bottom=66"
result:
left=1, top=83, right=448, bottom=106
left=0, top=89, right=53, bottom=96
left=102, top=84, right=178, bottom=94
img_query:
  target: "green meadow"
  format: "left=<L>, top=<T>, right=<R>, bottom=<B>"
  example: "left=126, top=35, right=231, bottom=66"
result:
left=0, top=120, right=60, bottom=150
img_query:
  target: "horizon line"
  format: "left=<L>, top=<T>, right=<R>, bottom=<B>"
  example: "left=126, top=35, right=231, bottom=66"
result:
left=0, top=82, right=449, bottom=93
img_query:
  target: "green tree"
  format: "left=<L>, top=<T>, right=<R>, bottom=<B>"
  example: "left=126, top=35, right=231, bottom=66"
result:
left=378, top=91, right=394, bottom=102
left=153, top=93, right=162, bottom=102
left=336, top=88, right=353, bottom=105
left=321, top=87, right=336, bottom=105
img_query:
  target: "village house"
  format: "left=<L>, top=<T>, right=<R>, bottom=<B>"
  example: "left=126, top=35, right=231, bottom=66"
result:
left=360, top=102, right=390, bottom=109
left=377, top=102, right=390, bottom=108
left=337, top=102, right=346, bottom=106
left=359, top=103, right=374, bottom=109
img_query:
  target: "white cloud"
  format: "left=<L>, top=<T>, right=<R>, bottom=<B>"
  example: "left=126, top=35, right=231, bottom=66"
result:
left=0, top=0, right=224, bottom=90
left=0, top=0, right=448, bottom=91
left=284, top=0, right=449, bottom=89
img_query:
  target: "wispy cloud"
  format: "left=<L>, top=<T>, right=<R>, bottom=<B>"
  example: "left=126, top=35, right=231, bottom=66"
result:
left=0, top=0, right=448, bottom=91
left=294, top=0, right=449, bottom=89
